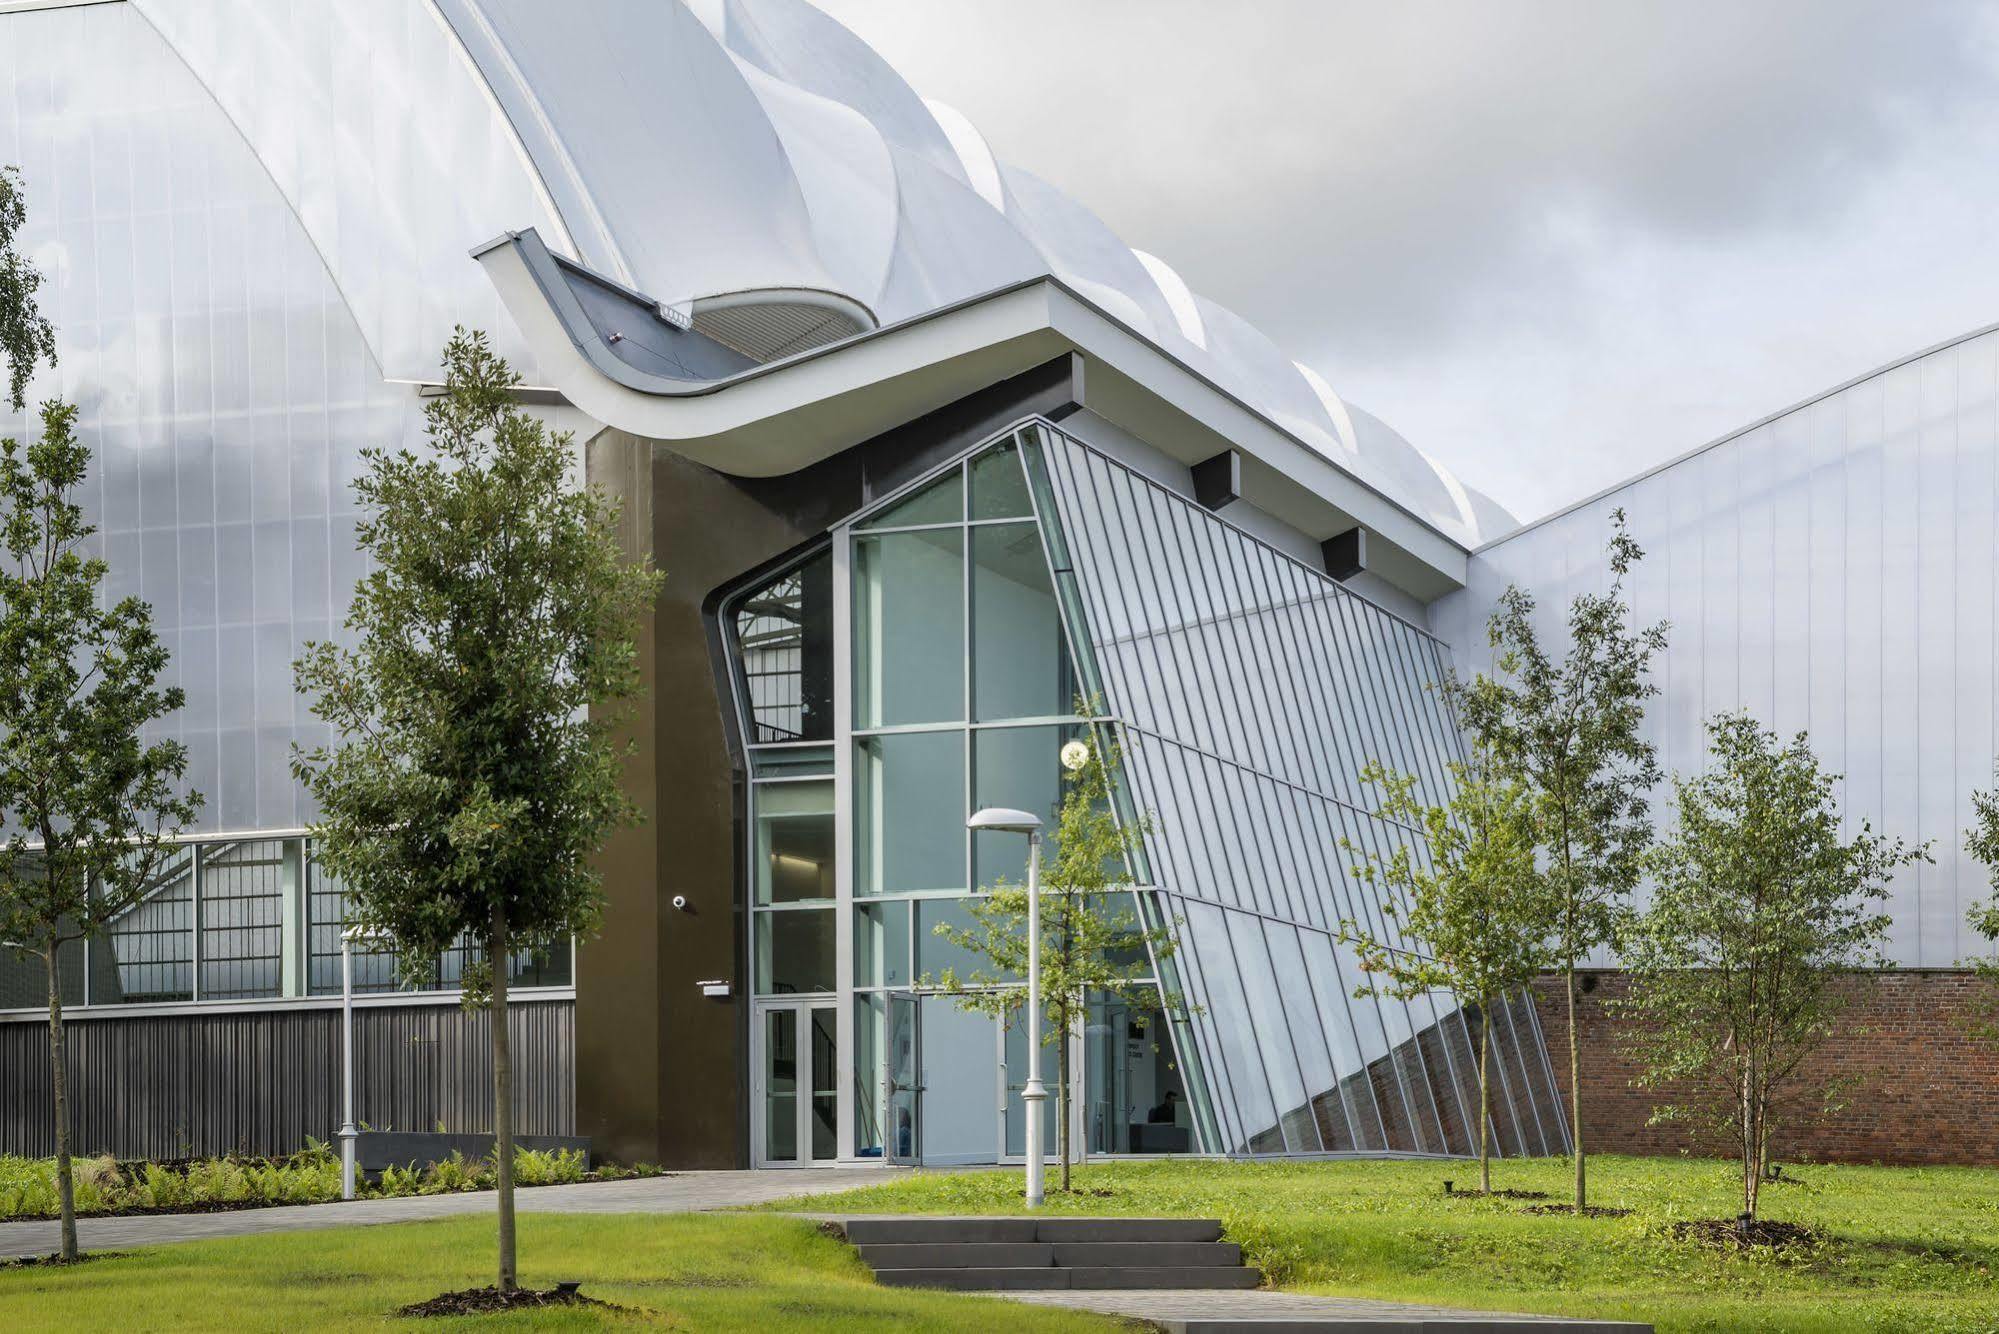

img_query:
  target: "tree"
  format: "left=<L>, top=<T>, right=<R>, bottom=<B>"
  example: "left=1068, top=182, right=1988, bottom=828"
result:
left=1618, top=713, right=1926, bottom=1223
left=1957, top=774, right=1999, bottom=1045
left=293, top=329, right=659, bottom=1293
left=1458, top=508, right=1667, bottom=1210
left=1339, top=736, right=1549, bottom=1194
left=0, top=166, right=56, bottom=412
left=0, top=400, right=201, bottom=1261
left=927, top=721, right=1179, bottom=1191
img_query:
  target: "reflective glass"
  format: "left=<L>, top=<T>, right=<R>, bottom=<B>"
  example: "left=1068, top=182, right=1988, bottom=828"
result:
left=810, top=1006, right=838, bottom=1160
left=853, top=529, right=964, bottom=727
left=755, top=908, right=835, bottom=995
left=855, top=730, right=965, bottom=894
left=853, top=900, right=911, bottom=988
left=196, top=839, right=290, bottom=1001
left=764, top=1008, right=798, bottom=1162
left=971, top=522, right=1071, bottom=720
left=916, top=895, right=1014, bottom=983
left=1085, top=990, right=1194, bottom=1154
left=733, top=551, right=834, bottom=743
left=970, top=440, right=1035, bottom=520
left=971, top=725, right=1069, bottom=887
left=98, top=848, right=195, bottom=1004
left=856, top=470, right=962, bottom=528
left=754, top=781, right=835, bottom=904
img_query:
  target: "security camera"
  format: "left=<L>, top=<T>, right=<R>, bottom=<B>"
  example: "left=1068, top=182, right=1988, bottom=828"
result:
left=671, top=894, right=688, bottom=911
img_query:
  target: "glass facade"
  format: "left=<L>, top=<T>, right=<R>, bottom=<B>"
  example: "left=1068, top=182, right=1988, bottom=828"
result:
left=0, top=835, right=572, bottom=1011
left=723, top=423, right=1560, bottom=1166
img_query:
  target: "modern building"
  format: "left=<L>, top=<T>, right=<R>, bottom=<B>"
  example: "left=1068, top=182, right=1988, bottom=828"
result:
left=0, top=0, right=1991, bottom=1169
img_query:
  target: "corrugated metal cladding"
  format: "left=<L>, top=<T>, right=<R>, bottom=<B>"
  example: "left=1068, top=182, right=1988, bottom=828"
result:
left=1, top=1000, right=573, bottom=1161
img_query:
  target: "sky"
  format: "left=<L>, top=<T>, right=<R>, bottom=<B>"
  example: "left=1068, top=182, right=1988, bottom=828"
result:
left=815, top=0, right=1999, bottom=525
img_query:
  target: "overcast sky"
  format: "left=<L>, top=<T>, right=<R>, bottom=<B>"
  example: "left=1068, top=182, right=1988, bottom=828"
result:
left=817, top=0, right=1999, bottom=524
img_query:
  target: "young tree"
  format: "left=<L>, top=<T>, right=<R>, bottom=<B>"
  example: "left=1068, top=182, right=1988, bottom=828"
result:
left=294, top=329, right=659, bottom=1293
left=1458, top=508, right=1667, bottom=1210
left=1340, top=740, right=1548, bottom=1194
left=1957, top=774, right=1999, bottom=1044
left=0, top=401, right=201, bottom=1261
left=0, top=166, right=56, bottom=413
left=928, top=723, right=1179, bottom=1191
left=1618, top=713, right=1926, bottom=1223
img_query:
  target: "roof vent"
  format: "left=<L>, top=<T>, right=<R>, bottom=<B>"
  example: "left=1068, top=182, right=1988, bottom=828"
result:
left=688, top=289, right=876, bottom=364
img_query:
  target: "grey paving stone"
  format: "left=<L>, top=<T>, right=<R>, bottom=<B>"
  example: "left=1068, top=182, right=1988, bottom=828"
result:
left=1005, top=1289, right=1654, bottom=1332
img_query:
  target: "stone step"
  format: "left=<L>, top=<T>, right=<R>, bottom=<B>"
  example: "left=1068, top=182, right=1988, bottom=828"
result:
left=839, top=1216, right=1224, bottom=1245
left=875, top=1265, right=1265, bottom=1292
left=1052, top=1241, right=1241, bottom=1268
left=857, top=1241, right=1055, bottom=1269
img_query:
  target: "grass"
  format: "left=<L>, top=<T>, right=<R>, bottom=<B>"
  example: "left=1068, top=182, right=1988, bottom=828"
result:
left=766, top=1155, right=1999, bottom=1332
left=0, top=1212, right=1124, bottom=1332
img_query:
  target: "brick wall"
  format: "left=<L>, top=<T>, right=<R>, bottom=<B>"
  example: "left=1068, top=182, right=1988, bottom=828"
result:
left=1533, top=970, right=1999, bottom=1166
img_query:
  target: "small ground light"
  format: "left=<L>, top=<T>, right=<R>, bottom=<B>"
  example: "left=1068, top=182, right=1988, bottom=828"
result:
left=1443, top=1179, right=1454, bottom=1196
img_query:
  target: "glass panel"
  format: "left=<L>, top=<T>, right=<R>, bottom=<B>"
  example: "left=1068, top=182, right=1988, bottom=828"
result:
left=855, top=992, right=886, bottom=1157
left=810, top=1005, right=838, bottom=1160
left=755, top=781, right=835, bottom=904
left=0, top=939, right=85, bottom=1010
left=970, top=439, right=1034, bottom=520
left=854, top=900, right=911, bottom=988
left=971, top=522, right=1070, bottom=721
left=1087, top=989, right=1194, bottom=1154
left=1004, top=1004, right=1059, bottom=1157
left=855, top=730, right=965, bottom=895
left=99, top=847, right=195, bottom=1004
left=307, top=851, right=404, bottom=995
left=755, top=908, right=835, bottom=994
left=751, top=744, right=834, bottom=777
left=917, top=895, right=1015, bottom=984
left=853, top=529, right=964, bottom=728
left=764, top=1008, right=799, bottom=1163
left=971, top=725, right=1068, bottom=888
left=733, top=549, right=834, bottom=743
left=919, top=995, right=998, bottom=1163
left=857, top=469, right=962, bottom=528
left=887, top=992, right=920, bottom=1163
left=197, top=839, right=289, bottom=1001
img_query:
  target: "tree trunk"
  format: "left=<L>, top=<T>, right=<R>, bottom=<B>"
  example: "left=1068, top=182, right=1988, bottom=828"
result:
left=1741, top=1062, right=1760, bottom=1223
left=1057, top=1012, right=1072, bottom=1193
left=1567, top=962, right=1585, bottom=1211
left=1478, top=1007, right=1492, bottom=1196
left=490, top=905, right=516, bottom=1291
left=45, top=946, right=77, bottom=1262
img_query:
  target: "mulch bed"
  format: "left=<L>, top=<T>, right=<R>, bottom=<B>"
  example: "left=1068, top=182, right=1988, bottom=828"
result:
left=1672, top=1217, right=1821, bottom=1251
left=397, top=1285, right=622, bottom=1318
left=1444, top=1187, right=1551, bottom=1200
left=1521, top=1203, right=1635, bottom=1218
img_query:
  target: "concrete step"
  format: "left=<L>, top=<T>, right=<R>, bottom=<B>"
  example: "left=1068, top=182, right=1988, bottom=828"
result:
left=857, top=1241, right=1055, bottom=1269
left=1066, top=1266, right=1263, bottom=1291
left=874, top=1265, right=1265, bottom=1292
left=1035, top=1217, right=1224, bottom=1243
left=875, top=1267, right=1075, bottom=1291
left=1051, top=1241, right=1241, bottom=1268
left=842, top=1217, right=1040, bottom=1245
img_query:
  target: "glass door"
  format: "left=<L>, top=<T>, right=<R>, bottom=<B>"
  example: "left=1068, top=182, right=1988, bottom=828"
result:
left=756, top=1000, right=837, bottom=1167
left=884, top=992, right=920, bottom=1165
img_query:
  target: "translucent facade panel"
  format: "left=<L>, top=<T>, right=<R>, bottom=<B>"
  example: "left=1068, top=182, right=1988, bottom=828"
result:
left=854, top=730, right=965, bottom=895
left=1435, top=327, right=1999, bottom=969
left=852, top=529, right=964, bottom=728
left=1034, top=424, right=1564, bottom=1156
left=0, top=4, right=424, bottom=836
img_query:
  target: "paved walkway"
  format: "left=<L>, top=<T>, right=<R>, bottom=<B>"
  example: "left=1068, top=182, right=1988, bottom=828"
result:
left=0, top=1167, right=894, bottom=1259
left=1010, top=1289, right=1649, bottom=1332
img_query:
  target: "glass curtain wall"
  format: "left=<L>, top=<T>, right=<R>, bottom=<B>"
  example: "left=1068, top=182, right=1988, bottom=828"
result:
left=1027, top=423, right=1566, bottom=1158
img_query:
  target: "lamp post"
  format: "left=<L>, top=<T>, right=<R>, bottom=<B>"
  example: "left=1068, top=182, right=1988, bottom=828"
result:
left=966, top=807, right=1045, bottom=1208
left=338, top=925, right=385, bottom=1200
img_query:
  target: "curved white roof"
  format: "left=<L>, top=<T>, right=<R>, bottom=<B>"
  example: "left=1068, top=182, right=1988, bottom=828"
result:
left=123, top=0, right=1512, bottom=543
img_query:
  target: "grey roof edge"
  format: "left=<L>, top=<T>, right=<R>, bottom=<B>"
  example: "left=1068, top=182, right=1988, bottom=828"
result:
left=470, top=228, right=1474, bottom=556
left=1478, top=316, right=1999, bottom=553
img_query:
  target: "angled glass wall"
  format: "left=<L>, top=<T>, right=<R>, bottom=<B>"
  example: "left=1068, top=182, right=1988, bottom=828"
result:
left=1027, top=423, right=1566, bottom=1158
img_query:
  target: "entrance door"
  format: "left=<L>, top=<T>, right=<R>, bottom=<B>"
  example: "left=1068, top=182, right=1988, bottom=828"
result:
left=884, top=992, right=920, bottom=1164
left=755, top=1000, right=837, bottom=1167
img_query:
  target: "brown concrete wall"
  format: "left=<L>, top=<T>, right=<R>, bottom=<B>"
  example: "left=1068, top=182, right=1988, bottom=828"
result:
left=1534, top=969, right=1999, bottom=1167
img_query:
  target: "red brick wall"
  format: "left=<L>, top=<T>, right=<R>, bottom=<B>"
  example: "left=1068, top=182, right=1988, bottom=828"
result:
left=1533, top=970, right=1999, bottom=1166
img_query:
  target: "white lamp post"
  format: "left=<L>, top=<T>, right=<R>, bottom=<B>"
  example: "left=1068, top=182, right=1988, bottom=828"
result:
left=338, top=925, right=385, bottom=1200
left=967, top=807, right=1045, bottom=1208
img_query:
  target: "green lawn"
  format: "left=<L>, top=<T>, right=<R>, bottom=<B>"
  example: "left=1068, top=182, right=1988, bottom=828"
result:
left=0, top=1213, right=1123, bottom=1332
left=768, top=1155, right=1999, bottom=1333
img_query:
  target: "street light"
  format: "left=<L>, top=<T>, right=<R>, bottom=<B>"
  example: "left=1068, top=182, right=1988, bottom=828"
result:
left=338, top=925, right=388, bottom=1200
left=966, top=807, right=1045, bottom=1208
